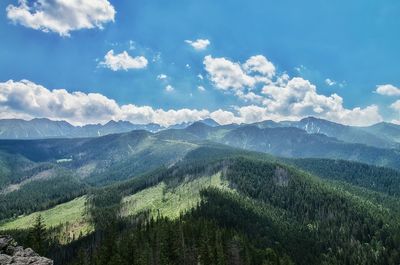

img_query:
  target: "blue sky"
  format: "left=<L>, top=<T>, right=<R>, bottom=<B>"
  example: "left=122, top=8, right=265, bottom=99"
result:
left=0, top=0, right=400, bottom=126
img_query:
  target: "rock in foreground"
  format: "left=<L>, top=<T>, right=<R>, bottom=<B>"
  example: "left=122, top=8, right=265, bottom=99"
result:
left=0, top=235, right=53, bottom=265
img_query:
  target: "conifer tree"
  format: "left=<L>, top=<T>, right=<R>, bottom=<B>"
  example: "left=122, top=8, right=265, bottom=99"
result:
left=30, top=214, right=47, bottom=255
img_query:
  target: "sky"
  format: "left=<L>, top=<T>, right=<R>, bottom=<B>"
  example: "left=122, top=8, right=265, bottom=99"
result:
left=0, top=0, right=400, bottom=126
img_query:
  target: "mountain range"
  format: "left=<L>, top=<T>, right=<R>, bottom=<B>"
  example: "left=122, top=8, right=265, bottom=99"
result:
left=0, top=118, right=165, bottom=139
left=0, top=118, right=224, bottom=139
left=1, top=117, right=399, bottom=150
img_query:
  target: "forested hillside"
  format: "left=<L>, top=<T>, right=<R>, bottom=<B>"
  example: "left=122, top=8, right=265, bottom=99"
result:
left=284, top=158, right=400, bottom=197
left=1, top=147, right=399, bottom=265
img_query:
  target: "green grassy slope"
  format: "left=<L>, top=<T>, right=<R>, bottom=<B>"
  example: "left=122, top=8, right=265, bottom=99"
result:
left=0, top=196, right=92, bottom=241
left=121, top=172, right=231, bottom=219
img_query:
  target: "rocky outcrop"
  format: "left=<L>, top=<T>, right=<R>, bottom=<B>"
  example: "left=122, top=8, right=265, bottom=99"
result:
left=0, top=235, right=53, bottom=265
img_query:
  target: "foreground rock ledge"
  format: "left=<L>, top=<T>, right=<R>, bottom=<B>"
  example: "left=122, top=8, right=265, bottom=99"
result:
left=0, top=235, right=53, bottom=265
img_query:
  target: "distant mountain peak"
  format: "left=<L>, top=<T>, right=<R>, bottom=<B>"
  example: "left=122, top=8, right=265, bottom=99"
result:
left=300, top=116, right=341, bottom=125
left=200, top=118, right=220, bottom=127
left=187, top=121, right=212, bottom=129
left=300, top=116, right=319, bottom=121
left=31, top=117, right=51, bottom=121
left=104, top=120, right=133, bottom=126
left=105, top=120, right=118, bottom=125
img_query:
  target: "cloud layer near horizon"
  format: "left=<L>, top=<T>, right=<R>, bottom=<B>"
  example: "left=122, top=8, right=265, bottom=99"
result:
left=0, top=78, right=383, bottom=126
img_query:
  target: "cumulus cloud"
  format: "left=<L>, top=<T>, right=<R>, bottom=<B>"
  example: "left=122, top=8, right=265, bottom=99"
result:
left=185, top=39, right=210, bottom=50
left=203, top=55, right=277, bottom=92
left=203, top=55, right=257, bottom=90
left=0, top=80, right=211, bottom=126
left=259, top=77, right=382, bottom=126
left=6, top=0, right=115, bottom=36
left=242, top=55, right=275, bottom=78
left=203, top=55, right=382, bottom=126
left=0, top=80, right=119, bottom=125
left=390, top=100, right=400, bottom=111
left=99, top=50, right=148, bottom=71
left=235, top=91, right=264, bottom=103
left=210, top=109, right=241, bottom=125
left=375, top=84, right=400, bottom=96
left=198, top=86, right=206, bottom=92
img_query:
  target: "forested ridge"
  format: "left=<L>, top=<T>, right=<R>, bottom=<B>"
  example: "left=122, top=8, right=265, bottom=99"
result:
left=3, top=151, right=400, bottom=265
left=284, top=158, right=400, bottom=197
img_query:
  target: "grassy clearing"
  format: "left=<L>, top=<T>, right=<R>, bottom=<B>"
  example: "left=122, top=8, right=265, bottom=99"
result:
left=0, top=196, right=92, bottom=242
left=121, top=172, right=232, bottom=219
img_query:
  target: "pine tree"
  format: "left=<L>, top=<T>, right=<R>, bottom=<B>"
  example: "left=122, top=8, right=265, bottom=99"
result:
left=30, top=214, right=47, bottom=255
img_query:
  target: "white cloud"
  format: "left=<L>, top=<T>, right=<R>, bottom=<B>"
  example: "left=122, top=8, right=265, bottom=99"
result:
left=165, top=85, right=174, bottom=92
left=203, top=55, right=276, bottom=92
left=375, top=84, right=400, bottom=96
left=120, top=105, right=209, bottom=126
left=197, top=74, right=204, bottom=80
left=99, top=50, right=148, bottom=71
left=0, top=80, right=211, bottom=126
left=157, top=74, right=168, bottom=80
left=235, top=91, right=263, bottom=103
left=0, top=79, right=383, bottom=127
left=185, top=39, right=210, bottom=51
left=390, top=100, right=400, bottom=111
left=203, top=55, right=382, bottom=126
left=6, top=0, right=115, bottom=37
left=210, top=109, right=240, bottom=125
left=242, top=55, right=275, bottom=78
left=327, top=105, right=381, bottom=126
left=260, top=77, right=382, bottom=126
left=325, top=78, right=336, bottom=86
left=203, top=55, right=256, bottom=90
left=236, top=105, right=276, bottom=124
left=391, top=119, right=400, bottom=125
left=0, top=80, right=119, bottom=125
left=198, top=86, right=206, bottom=92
